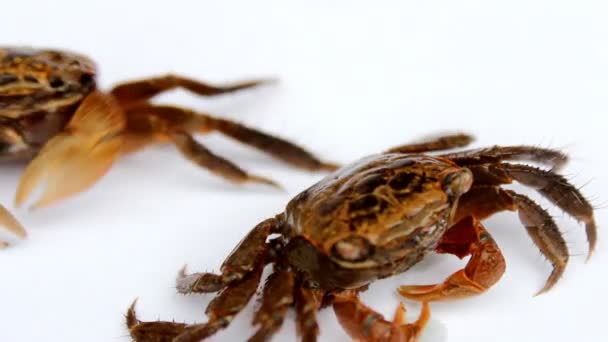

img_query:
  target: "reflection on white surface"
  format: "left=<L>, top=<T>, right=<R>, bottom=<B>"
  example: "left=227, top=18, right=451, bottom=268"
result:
left=422, top=317, right=448, bottom=342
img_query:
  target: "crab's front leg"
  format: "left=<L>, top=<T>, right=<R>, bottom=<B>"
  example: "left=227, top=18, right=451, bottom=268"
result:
left=399, top=216, right=506, bottom=301
left=128, top=260, right=265, bottom=342
left=127, top=216, right=282, bottom=342
left=333, top=290, right=430, bottom=342
left=175, top=216, right=281, bottom=294
left=15, top=91, right=125, bottom=209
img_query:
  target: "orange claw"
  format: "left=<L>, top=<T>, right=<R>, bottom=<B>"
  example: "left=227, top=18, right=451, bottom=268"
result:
left=333, top=292, right=430, bottom=342
left=15, top=91, right=125, bottom=209
left=399, top=269, right=486, bottom=302
left=0, top=205, right=26, bottom=247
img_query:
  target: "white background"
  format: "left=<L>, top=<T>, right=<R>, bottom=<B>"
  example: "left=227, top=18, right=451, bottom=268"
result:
left=1, top=1, right=606, bottom=341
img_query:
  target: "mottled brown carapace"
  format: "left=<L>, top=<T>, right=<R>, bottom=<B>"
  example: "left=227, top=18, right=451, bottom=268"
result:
left=0, top=47, right=337, bottom=247
left=127, top=134, right=597, bottom=342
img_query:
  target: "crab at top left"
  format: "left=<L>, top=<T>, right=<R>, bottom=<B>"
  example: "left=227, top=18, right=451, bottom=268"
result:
left=0, top=46, right=337, bottom=248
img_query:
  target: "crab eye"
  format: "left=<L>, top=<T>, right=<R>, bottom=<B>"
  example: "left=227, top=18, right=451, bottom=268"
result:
left=331, top=235, right=374, bottom=262
left=441, top=168, right=473, bottom=197
left=49, top=76, right=64, bottom=88
left=0, top=141, right=10, bottom=152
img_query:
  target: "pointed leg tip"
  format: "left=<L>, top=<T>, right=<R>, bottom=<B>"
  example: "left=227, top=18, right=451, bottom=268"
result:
left=534, top=282, right=555, bottom=297
left=0, top=206, right=28, bottom=239
left=261, top=78, right=280, bottom=85
left=248, top=175, right=284, bottom=190
left=177, top=264, right=189, bottom=278
left=250, top=77, right=279, bottom=87
left=585, top=220, right=597, bottom=262
left=126, top=298, right=140, bottom=329
left=415, top=301, right=432, bottom=329
left=319, top=162, right=340, bottom=172
left=586, top=241, right=595, bottom=263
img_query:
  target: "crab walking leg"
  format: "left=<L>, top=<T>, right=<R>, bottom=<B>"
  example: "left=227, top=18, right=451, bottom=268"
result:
left=176, top=217, right=280, bottom=294
left=442, top=145, right=569, bottom=170
left=170, top=131, right=280, bottom=188
left=399, top=217, right=506, bottom=301
left=110, top=74, right=275, bottom=106
left=124, top=104, right=338, bottom=172
left=248, top=270, right=296, bottom=342
left=173, top=262, right=266, bottom=342
left=465, top=163, right=596, bottom=257
left=454, top=186, right=569, bottom=294
left=128, top=262, right=265, bottom=342
left=295, top=287, right=323, bottom=342
left=0, top=205, right=26, bottom=247
left=210, top=117, right=338, bottom=171
left=333, top=291, right=430, bottom=342
left=14, top=91, right=125, bottom=209
left=385, top=133, right=474, bottom=154
left=500, top=163, right=596, bottom=257
left=126, top=300, right=187, bottom=342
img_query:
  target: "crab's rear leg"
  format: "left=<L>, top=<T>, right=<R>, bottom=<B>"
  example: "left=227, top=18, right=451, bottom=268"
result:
left=15, top=91, right=125, bottom=209
left=441, top=145, right=569, bottom=170
left=333, top=290, right=430, bottom=342
left=170, top=130, right=280, bottom=188
left=384, top=133, right=474, bottom=154
left=122, top=105, right=337, bottom=183
left=110, top=74, right=275, bottom=107
left=462, top=162, right=596, bottom=258
left=399, top=216, right=506, bottom=301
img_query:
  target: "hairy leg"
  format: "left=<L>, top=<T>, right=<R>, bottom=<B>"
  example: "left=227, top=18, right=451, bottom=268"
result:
left=170, top=131, right=279, bottom=187
left=123, top=104, right=337, bottom=174
left=464, top=162, right=596, bottom=257
left=111, top=74, right=275, bottom=107
left=295, top=287, right=324, bottom=342
left=128, top=261, right=265, bottom=342
left=385, top=133, right=473, bottom=154
left=442, top=145, right=568, bottom=170
left=127, top=217, right=281, bottom=341
left=176, top=216, right=281, bottom=294
left=248, top=269, right=295, bottom=342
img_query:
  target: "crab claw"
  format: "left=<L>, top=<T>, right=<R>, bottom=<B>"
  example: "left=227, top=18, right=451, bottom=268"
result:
left=333, top=291, right=430, bottom=342
left=0, top=205, right=27, bottom=247
left=15, top=91, right=125, bottom=209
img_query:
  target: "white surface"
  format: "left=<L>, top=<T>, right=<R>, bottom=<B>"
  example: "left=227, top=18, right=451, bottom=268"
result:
left=1, top=1, right=607, bottom=341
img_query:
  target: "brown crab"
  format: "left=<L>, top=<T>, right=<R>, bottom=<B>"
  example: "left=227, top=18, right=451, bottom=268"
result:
left=0, top=47, right=336, bottom=247
left=126, top=133, right=596, bottom=342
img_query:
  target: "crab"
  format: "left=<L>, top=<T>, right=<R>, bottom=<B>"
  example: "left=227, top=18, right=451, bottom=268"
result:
left=0, top=47, right=336, bottom=247
left=126, top=133, right=597, bottom=342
